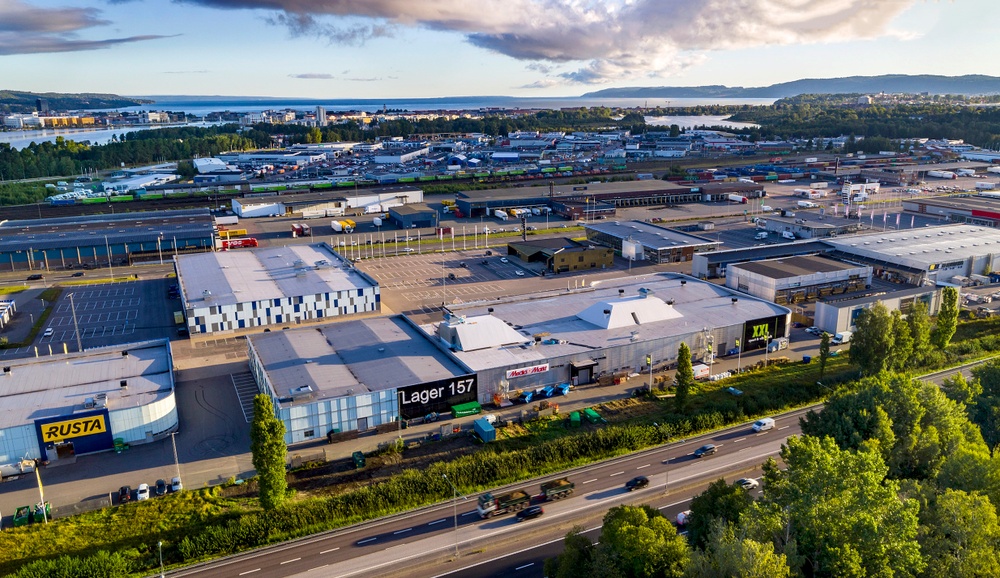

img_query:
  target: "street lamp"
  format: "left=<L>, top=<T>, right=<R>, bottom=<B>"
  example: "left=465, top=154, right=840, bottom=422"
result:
left=443, top=474, right=461, bottom=558
left=158, top=541, right=164, bottom=578
left=157, top=234, right=164, bottom=266
left=104, top=235, right=114, bottom=281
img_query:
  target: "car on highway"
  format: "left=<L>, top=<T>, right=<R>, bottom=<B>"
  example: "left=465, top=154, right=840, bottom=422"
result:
left=516, top=505, right=544, bottom=522
left=71, top=272, right=85, bottom=277
left=401, top=248, right=416, bottom=253
left=26, top=274, right=43, bottom=281
left=136, top=483, right=150, bottom=501
left=694, top=444, right=717, bottom=458
left=42, top=328, right=53, bottom=337
left=155, top=479, right=167, bottom=497
left=118, top=486, right=132, bottom=504
left=676, top=510, right=692, bottom=527
left=735, top=478, right=759, bottom=490
left=752, top=418, right=775, bottom=432
left=625, top=476, right=649, bottom=491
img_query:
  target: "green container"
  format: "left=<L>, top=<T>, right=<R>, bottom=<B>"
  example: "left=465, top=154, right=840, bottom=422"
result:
left=352, top=451, right=366, bottom=469
left=583, top=408, right=602, bottom=424
left=13, top=506, right=31, bottom=527
left=569, top=411, right=581, bottom=427
left=451, top=401, right=482, bottom=419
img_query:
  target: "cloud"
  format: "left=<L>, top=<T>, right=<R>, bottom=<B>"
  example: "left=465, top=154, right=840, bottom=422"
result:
left=173, top=0, right=921, bottom=84
left=0, top=0, right=170, bottom=55
left=291, top=73, right=336, bottom=79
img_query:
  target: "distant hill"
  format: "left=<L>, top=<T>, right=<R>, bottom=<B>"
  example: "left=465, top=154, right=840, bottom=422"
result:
left=581, top=75, right=1000, bottom=99
left=0, top=91, right=153, bottom=114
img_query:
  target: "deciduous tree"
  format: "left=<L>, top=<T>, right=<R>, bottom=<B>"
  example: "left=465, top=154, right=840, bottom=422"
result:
left=250, top=394, right=288, bottom=510
left=685, top=523, right=791, bottom=578
left=906, top=300, right=932, bottom=365
left=598, top=505, right=689, bottom=578
left=849, top=302, right=895, bottom=375
left=687, top=479, right=754, bottom=548
left=931, top=286, right=959, bottom=349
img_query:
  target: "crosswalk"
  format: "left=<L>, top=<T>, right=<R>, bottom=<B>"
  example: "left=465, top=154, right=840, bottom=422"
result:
left=230, top=372, right=259, bottom=423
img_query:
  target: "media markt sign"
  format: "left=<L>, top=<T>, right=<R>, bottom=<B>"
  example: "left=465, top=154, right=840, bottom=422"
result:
left=506, top=363, right=550, bottom=379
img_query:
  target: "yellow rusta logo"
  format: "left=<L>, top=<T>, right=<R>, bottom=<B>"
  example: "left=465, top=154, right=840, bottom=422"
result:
left=40, top=415, right=107, bottom=443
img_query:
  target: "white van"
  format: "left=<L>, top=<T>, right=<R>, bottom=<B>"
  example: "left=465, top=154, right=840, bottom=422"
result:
left=760, top=205, right=773, bottom=212
left=781, top=230, right=796, bottom=240
left=832, top=331, right=853, bottom=345
left=752, top=418, right=775, bottom=432
left=755, top=231, right=769, bottom=240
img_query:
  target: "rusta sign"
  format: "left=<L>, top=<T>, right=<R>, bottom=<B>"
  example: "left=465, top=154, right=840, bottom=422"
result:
left=505, top=363, right=550, bottom=379
left=39, top=413, right=108, bottom=443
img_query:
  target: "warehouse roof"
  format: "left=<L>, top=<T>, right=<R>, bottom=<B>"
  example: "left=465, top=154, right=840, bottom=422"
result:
left=175, top=243, right=377, bottom=308
left=458, top=180, right=686, bottom=202
left=425, top=273, right=789, bottom=371
left=824, top=224, right=1000, bottom=272
left=731, top=255, right=862, bottom=280
left=248, top=316, right=469, bottom=402
left=585, top=220, right=719, bottom=250
left=0, top=340, right=174, bottom=430
left=0, top=209, right=214, bottom=252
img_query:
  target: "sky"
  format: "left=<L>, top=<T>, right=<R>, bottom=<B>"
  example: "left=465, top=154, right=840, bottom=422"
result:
left=1, top=0, right=996, bottom=99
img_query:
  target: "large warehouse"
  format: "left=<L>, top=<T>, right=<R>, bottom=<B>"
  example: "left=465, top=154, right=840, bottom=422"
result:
left=0, top=340, right=178, bottom=471
left=232, top=186, right=423, bottom=219
left=424, top=274, right=790, bottom=406
left=584, top=221, right=720, bottom=264
left=726, top=255, right=872, bottom=305
left=902, top=194, right=1000, bottom=228
left=814, top=286, right=943, bottom=335
left=247, top=316, right=475, bottom=444
left=0, top=209, right=215, bottom=272
left=174, top=242, right=380, bottom=336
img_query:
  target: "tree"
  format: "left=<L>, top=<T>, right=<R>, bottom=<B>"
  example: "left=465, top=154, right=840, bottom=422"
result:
left=849, top=302, right=895, bottom=375
left=941, top=372, right=982, bottom=407
left=544, top=527, right=595, bottom=578
left=250, top=394, right=288, bottom=510
left=916, top=488, right=1000, bottom=578
left=906, top=300, right=932, bottom=365
left=889, top=309, right=914, bottom=373
left=597, top=505, right=689, bottom=578
left=685, top=523, right=791, bottom=578
left=931, top=286, right=959, bottom=349
left=675, top=342, right=694, bottom=412
left=818, top=332, right=830, bottom=380
left=970, top=360, right=1000, bottom=456
left=687, top=479, right=754, bottom=548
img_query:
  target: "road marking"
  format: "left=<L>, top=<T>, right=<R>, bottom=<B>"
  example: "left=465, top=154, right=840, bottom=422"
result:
left=238, top=570, right=260, bottom=576
left=636, top=464, right=650, bottom=469
left=309, top=566, right=329, bottom=572
left=357, top=538, right=377, bottom=545
left=320, top=548, right=340, bottom=554
left=515, top=563, right=535, bottom=571
left=394, top=528, right=412, bottom=535
left=462, top=511, right=476, bottom=516
left=756, top=432, right=767, bottom=436
left=610, top=471, right=625, bottom=477
left=778, top=425, right=790, bottom=430
left=280, top=558, right=301, bottom=565
left=734, top=437, right=746, bottom=443
left=428, top=518, right=447, bottom=525
left=582, top=479, right=598, bottom=484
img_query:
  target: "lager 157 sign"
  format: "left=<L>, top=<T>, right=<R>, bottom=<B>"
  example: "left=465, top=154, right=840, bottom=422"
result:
left=398, top=375, right=478, bottom=419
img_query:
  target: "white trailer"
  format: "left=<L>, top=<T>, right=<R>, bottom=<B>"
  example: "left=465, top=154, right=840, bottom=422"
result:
left=494, top=209, right=509, bottom=221
left=214, top=216, right=239, bottom=226
left=976, top=182, right=996, bottom=190
left=928, top=170, right=957, bottom=179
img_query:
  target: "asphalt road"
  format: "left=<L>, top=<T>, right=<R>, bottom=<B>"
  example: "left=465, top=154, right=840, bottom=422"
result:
left=170, top=407, right=810, bottom=578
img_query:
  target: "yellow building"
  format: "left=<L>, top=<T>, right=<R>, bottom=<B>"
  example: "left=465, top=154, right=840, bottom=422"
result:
left=507, top=238, right=614, bottom=273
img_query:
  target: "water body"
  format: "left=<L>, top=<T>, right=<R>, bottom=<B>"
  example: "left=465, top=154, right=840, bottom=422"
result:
left=644, top=115, right=760, bottom=130
left=0, top=122, right=219, bottom=150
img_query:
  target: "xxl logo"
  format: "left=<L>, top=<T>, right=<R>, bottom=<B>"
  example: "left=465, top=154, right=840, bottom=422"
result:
left=751, top=324, right=770, bottom=339
left=40, top=415, right=107, bottom=443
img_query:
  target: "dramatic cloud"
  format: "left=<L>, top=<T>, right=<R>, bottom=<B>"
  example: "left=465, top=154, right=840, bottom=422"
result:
left=178, top=0, right=921, bottom=84
left=0, top=0, right=169, bottom=55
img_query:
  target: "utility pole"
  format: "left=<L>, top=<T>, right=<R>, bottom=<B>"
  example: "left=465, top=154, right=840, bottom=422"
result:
left=69, top=293, right=82, bottom=352
left=170, top=431, right=181, bottom=482
left=443, top=474, right=461, bottom=558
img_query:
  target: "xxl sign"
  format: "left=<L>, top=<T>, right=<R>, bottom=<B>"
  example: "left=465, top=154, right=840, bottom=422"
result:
left=37, top=412, right=108, bottom=443
left=505, top=363, right=550, bottom=379
left=398, top=375, right=478, bottom=419
left=742, top=315, right=788, bottom=352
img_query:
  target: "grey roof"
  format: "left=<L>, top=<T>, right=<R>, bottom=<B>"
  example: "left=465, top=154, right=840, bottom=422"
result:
left=820, top=285, right=936, bottom=308
left=696, top=241, right=833, bottom=265
left=0, top=209, right=214, bottom=252
left=904, top=195, right=1000, bottom=213
left=458, top=180, right=685, bottom=202
left=248, top=316, right=469, bottom=403
left=732, top=255, right=861, bottom=280
left=176, top=243, right=377, bottom=308
left=825, top=224, right=1000, bottom=272
left=425, top=274, right=789, bottom=371
left=0, top=340, right=173, bottom=430
left=585, top=220, right=719, bottom=249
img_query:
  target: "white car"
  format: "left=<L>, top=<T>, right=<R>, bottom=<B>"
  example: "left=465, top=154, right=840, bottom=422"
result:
left=170, top=476, right=183, bottom=492
left=735, top=478, right=760, bottom=491
left=136, top=483, right=150, bottom=501
left=43, top=328, right=54, bottom=337
left=515, top=270, right=525, bottom=276
left=500, top=257, right=509, bottom=263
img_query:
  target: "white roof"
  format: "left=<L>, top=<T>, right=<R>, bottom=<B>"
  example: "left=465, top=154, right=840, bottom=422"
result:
left=192, top=158, right=230, bottom=173
left=176, top=243, right=377, bottom=307
left=438, top=315, right=529, bottom=352
left=576, top=294, right=682, bottom=329
left=826, top=224, right=1000, bottom=271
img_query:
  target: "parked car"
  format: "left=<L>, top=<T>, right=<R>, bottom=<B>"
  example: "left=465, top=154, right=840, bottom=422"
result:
left=805, top=326, right=821, bottom=336
left=515, top=270, right=525, bottom=276
left=42, top=328, right=53, bottom=337
left=694, top=444, right=717, bottom=458
left=155, top=479, right=167, bottom=497
left=118, top=486, right=132, bottom=504
left=735, top=478, right=760, bottom=490
left=170, top=476, right=183, bottom=492
left=136, top=483, right=150, bottom=501
left=500, top=257, right=509, bottom=263
left=516, top=505, right=544, bottom=522
left=625, top=476, right=650, bottom=491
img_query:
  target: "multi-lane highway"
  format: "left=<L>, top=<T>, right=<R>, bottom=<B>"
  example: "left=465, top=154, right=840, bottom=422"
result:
left=171, top=407, right=812, bottom=578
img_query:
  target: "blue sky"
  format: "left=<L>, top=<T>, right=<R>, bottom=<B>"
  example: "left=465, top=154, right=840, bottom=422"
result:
left=1, top=0, right=995, bottom=99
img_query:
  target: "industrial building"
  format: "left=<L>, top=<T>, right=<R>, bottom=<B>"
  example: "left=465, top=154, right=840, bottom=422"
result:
left=506, top=238, right=614, bottom=273
left=216, top=150, right=325, bottom=168
left=232, top=186, right=422, bottom=219
left=174, top=243, right=380, bottom=336
left=584, top=221, right=720, bottom=264
left=389, top=204, right=439, bottom=229
left=726, top=255, right=872, bottom=305
left=756, top=213, right=864, bottom=240
left=691, top=241, right=834, bottom=279
left=814, top=286, right=943, bottom=335
left=0, top=340, right=178, bottom=471
left=0, top=209, right=215, bottom=272
left=247, top=316, right=475, bottom=444
left=425, top=274, right=790, bottom=406
left=902, top=194, right=1000, bottom=228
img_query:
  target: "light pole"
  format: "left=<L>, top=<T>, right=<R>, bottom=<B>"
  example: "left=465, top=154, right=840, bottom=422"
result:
left=646, top=354, right=653, bottom=390
left=170, top=431, right=181, bottom=482
left=764, top=332, right=771, bottom=367
left=736, top=339, right=742, bottom=373
left=443, top=474, right=460, bottom=558
left=158, top=541, right=164, bottom=578
left=157, top=234, right=164, bottom=266
left=104, top=235, right=114, bottom=281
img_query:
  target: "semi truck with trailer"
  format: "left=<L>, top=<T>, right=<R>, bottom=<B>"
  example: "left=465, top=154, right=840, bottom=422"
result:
left=727, top=194, right=748, bottom=204
left=494, top=209, right=509, bottom=221
left=476, top=478, right=575, bottom=518
left=540, top=478, right=575, bottom=500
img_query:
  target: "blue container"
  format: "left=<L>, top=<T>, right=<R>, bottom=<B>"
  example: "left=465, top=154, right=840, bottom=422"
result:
left=803, top=355, right=812, bottom=364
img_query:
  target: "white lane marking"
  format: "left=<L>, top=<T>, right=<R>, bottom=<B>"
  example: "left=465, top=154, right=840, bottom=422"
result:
left=515, top=563, right=535, bottom=571
left=733, top=437, right=746, bottom=443
left=280, top=558, right=301, bottom=565
left=238, top=570, right=260, bottom=576
left=357, top=538, right=377, bottom=545
left=393, top=528, right=412, bottom=535
left=462, top=511, right=477, bottom=516
left=610, top=471, right=625, bottom=477
left=320, top=548, right=340, bottom=554
left=582, top=479, right=598, bottom=484
left=428, top=518, right=447, bottom=525
left=778, top=425, right=790, bottom=430
left=309, top=566, right=329, bottom=572
left=756, top=432, right=768, bottom=436
left=636, top=464, right=651, bottom=469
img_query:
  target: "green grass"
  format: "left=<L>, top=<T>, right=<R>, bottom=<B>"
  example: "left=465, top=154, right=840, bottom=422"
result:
left=0, top=285, right=28, bottom=294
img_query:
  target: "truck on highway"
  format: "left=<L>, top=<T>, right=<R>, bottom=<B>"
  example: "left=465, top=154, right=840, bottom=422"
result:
left=540, top=478, right=575, bottom=500
left=477, top=488, right=531, bottom=518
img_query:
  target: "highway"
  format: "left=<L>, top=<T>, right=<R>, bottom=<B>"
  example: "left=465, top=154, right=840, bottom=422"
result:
left=171, top=407, right=811, bottom=578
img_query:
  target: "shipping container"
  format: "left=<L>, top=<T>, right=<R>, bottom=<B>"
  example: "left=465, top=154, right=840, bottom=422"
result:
left=218, top=229, right=248, bottom=239
left=473, top=417, right=496, bottom=443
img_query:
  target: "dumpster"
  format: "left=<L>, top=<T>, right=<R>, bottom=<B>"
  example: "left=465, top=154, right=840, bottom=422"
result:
left=803, top=355, right=812, bottom=364
left=352, top=451, right=366, bottom=469
left=451, top=401, right=482, bottom=419
left=33, top=501, right=50, bottom=523
left=569, top=411, right=581, bottom=427
left=13, top=506, right=31, bottom=527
